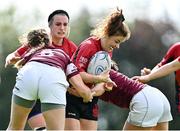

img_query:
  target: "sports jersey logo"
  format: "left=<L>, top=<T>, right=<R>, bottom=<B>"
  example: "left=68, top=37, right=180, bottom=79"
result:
left=79, top=56, right=88, bottom=64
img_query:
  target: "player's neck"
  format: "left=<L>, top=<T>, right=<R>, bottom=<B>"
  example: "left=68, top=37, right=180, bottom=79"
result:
left=52, top=38, right=64, bottom=46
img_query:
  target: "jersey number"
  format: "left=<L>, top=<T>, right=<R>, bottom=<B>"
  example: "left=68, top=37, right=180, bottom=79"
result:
left=39, top=49, right=54, bottom=57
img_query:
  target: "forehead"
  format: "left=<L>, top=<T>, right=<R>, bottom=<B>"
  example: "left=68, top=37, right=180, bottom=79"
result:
left=110, top=36, right=124, bottom=40
left=53, top=14, right=69, bottom=23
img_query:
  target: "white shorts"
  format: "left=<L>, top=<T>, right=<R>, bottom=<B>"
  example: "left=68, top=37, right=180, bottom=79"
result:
left=127, top=85, right=173, bottom=127
left=13, top=61, right=69, bottom=105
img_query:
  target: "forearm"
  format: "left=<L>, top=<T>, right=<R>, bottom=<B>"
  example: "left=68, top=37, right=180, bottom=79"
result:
left=5, top=52, right=20, bottom=67
left=80, top=72, right=102, bottom=84
left=69, top=74, right=92, bottom=99
left=151, top=65, right=160, bottom=73
left=148, top=60, right=180, bottom=81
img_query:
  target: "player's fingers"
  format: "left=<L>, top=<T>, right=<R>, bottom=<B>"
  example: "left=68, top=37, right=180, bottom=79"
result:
left=141, top=69, right=146, bottom=76
left=4, top=61, right=9, bottom=68
left=91, top=91, right=96, bottom=96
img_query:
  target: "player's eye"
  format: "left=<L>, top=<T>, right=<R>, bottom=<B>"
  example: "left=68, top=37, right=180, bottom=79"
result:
left=56, top=23, right=61, bottom=26
left=63, top=23, right=68, bottom=26
left=114, top=40, right=121, bottom=44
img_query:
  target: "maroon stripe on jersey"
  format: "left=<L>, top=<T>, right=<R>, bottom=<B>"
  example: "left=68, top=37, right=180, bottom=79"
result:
left=67, top=71, right=79, bottom=80
left=27, top=48, right=70, bottom=71
left=100, top=69, right=145, bottom=108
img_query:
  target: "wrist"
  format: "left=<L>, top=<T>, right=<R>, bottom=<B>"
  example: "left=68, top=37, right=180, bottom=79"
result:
left=93, top=75, right=101, bottom=84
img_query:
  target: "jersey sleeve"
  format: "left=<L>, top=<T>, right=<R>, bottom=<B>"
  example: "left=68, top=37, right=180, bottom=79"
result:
left=66, top=63, right=79, bottom=80
left=73, top=43, right=96, bottom=72
left=157, top=43, right=179, bottom=67
left=15, top=45, right=29, bottom=56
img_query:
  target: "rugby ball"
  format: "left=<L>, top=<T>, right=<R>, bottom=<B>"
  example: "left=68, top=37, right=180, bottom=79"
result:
left=87, top=51, right=111, bottom=75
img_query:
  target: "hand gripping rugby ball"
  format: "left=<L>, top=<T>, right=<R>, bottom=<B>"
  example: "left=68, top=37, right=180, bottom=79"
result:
left=87, top=51, right=111, bottom=75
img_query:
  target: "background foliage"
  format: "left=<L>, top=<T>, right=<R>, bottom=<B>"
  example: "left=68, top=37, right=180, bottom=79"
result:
left=0, top=6, right=180, bottom=130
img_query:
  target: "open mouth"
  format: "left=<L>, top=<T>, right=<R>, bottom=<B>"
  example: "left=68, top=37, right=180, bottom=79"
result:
left=57, top=32, right=65, bottom=35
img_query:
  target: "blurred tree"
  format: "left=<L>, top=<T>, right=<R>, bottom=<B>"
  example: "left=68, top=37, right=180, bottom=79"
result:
left=0, top=6, right=20, bottom=129
left=69, top=8, right=92, bottom=45
left=0, top=5, right=42, bottom=129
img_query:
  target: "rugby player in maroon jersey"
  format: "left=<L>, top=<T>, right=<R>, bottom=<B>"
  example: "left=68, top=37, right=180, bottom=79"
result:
left=7, top=29, right=93, bottom=130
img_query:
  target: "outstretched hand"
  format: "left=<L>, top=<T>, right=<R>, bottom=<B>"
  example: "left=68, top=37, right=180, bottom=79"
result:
left=5, top=56, right=21, bottom=68
left=141, top=67, right=151, bottom=76
left=131, top=75, right=150, bottom=83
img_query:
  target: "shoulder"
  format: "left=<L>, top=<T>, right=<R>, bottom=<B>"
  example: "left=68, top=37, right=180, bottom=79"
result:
left=80, top=37, right=100, bottom=49
left=16, top=44, right=30, bottom=56
left=168, top=42, right=180, bottom=50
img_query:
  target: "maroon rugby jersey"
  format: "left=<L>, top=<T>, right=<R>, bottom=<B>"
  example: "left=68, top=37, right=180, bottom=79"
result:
left=157, top=42, right=180, bottom=112
left=100, top=69, right=145, bottom=108
left=24, top=47, right=78, bottom=79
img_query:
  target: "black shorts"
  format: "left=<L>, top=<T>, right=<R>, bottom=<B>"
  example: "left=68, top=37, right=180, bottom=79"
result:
left=66, top=92, right=99, bottom=120
left=28, top=99, right=41, bottom=119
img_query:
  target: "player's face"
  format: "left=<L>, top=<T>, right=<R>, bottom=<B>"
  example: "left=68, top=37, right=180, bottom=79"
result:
left=103, top=36, right=124, bottom=52
left=49, top=14, right=69, bottom=40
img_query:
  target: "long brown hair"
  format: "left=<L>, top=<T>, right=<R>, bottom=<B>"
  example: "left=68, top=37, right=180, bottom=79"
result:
left=15, top=29, right=50, bottom=69
left=91, top=8, right=130, bottom=42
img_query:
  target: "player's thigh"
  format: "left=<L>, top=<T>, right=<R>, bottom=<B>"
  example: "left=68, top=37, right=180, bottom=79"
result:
left=8, top=95, right=34, bottom=130
left=65, top=118, right=81, bottom=130
left=152, top=122, right=169, bottom=130
left=27, top=100, right=46, bottom=129
left=80, top=119, right=97, bottom=130
left=28, top=113, right=46, bottom=129
left=42, top=104, right=65, bottom=130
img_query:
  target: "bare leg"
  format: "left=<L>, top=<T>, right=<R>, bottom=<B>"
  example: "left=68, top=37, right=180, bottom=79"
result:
left=65, top=118, right=80, bottom=130
left=7, top=102, right=31, bottom=130
left=152, top=122, right=169, bottom=130
left=28, top=113, right=46, bottom=129
left=42, top=108, right=65, bottom=130
left=80, top=119, right=97, bottom=130
left=123, top=121, right=153, bottom=130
